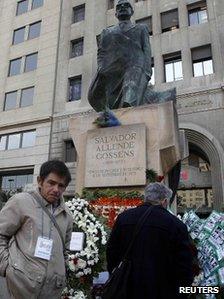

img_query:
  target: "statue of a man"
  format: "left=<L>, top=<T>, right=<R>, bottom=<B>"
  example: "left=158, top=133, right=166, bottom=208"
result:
left=88, top=0, right=152, bottom=112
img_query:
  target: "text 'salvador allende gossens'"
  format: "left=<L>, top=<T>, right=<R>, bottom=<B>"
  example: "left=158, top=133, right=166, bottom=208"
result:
left=94, top=132, right=137, bottom=160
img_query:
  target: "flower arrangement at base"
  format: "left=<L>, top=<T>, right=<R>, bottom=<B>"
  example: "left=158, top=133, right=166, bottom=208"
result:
left=82, top=188, right=144, bottom=227
left=61, top=198, right=107, bottom=299
left=82, top=171, right=164, bottom=228
left=61, top=288, right=86, bottom=299
left=90, top=196, right=143, bottom=227
left=181, top=210, right=224, bottom=297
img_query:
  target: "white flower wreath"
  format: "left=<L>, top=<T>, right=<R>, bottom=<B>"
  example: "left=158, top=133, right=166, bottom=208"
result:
left=62, top=198, right=107, bottom=299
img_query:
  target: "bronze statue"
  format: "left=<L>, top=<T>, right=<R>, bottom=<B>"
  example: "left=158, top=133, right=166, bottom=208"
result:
left=88, top=0, right=175, bottom=112
left=88, top=0, right=152, bottom=111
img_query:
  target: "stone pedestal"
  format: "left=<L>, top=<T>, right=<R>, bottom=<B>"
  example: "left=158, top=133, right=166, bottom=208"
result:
left=69, top=101, right=180, bottom=194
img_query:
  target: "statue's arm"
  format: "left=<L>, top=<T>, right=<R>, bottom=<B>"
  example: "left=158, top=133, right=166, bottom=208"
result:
left=97, top=29, right=106, bottom=69
left=142, top=25, right=152, bottom=79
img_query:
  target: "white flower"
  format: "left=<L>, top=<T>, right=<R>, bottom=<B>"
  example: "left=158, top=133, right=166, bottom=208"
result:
left=75, top=271, right=84, bottom=278
left=87, top=260, right=95, bottom=265
left=69, top=288, right=74, bottom=295
left=74, top=291, right=87, bottom=299
left=62, top=287, right=68, bottom=293
left=65, top=197, right=108, bottom=298
left=68, top=260, right=77, bottom=271
left=83, top=268, right=91, bottom=275
left=94, top=257, right=99, bottom=263
left=102, top=237, right=107, bottom=245
left=77, top=258, right=87, bottom=269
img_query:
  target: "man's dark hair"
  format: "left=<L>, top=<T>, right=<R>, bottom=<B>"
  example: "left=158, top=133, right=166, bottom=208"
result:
left=39, top=160, right=71, bottom=186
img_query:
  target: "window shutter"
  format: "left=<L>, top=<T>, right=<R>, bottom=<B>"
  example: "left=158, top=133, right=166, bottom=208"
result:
left=136, top=16, right=152, bottom=34
left=163, top=51, right=181, bottom=63
left=161, top=9, right=179, bottom=30
left=187, top=0, right=207, bottom=11
left=191, top=45, right=211, bottom=61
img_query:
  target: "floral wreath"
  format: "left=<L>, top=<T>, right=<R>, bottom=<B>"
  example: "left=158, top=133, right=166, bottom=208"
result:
left=61, top=198, right=107, bottom=299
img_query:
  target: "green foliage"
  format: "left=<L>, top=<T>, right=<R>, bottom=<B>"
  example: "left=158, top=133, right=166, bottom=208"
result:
left=82, top=188, right=144, bottom=201
left=146, top=168, right=158, bottom=183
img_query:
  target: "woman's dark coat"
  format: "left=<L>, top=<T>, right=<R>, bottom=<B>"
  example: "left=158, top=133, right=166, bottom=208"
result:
left=106, top=203, right=194, bottom=299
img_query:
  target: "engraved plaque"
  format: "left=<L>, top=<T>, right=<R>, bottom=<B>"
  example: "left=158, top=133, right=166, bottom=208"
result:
left=85, top=124, right=146, bottom=187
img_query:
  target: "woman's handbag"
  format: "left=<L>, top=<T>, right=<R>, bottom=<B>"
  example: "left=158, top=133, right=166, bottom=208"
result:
left=101, top=259, right=132, bottom=299
left=101, top=205, right=154, bottom=299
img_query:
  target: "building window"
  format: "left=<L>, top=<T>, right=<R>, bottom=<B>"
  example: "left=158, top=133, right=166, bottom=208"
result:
left=0, top=171, right=33, bottom=192
left=20, top=87, right=34, bottom=107
left=71, top=38, right=84, bottom=58
left=164, top=52, right=183, bottom=82
left=108, top=0, right=114, bottom=9
left=191, top=45, right=213, bottom=77
left=3, top=87, right=34, bottom=110
left=161, top=9, right=179, bottom=33
left=32, top=0, right=43, bottom=9
left=16, top=0, right=29, bottom=16
left=13, top=27, right=25, bottom=45
left=0, top=136, right=7, bottom=151
left=69, top=76, right=82, bottom=101
left=73, top=4, right=85, bottom=23
left=8, top=58, right=22, bottom=76
left=96, top=34, right=101, bottom=47
left=24, top=53, right=38, bottom=72
left=188, top=1, right=208, bottom=26
left=136, top=16, right=152, bottom=35
left=28, top=21, right=41, bottom=40
left=13, top=21, right=41, bottom=45
left=8, top=133, right=21, bottom=150
left=4, top=91, right=17, bottom=111
left=21, top=131, right=36, bottom=147
left=0, top=131, right=36, bottom=151
left=150, top=66, right=155, bottom=85
left=65, top=140, right=77, bottom=162
left=150, top=59, right=155, bottom=85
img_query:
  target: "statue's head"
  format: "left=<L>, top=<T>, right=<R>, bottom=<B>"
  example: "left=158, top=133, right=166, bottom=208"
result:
left=115, top=0, right=134, bottom=21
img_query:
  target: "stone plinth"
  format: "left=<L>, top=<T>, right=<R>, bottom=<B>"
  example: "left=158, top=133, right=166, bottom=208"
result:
left=69, top=101, right=180, bottom=194
left=85, top=124, right=146, bottom=187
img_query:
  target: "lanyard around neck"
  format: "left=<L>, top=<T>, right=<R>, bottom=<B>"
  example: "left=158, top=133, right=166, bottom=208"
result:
left=41, top=204, right=54, bottom=239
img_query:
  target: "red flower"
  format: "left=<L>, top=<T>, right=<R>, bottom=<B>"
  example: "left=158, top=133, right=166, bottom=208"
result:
left=79, top=276, right=87, bottom=283
left=156, top=175, right=164, bottom=182
left=107, top=209, right=117, bottom=228
left=73, top=258, right=78, bottom=265
left=90, top=197, right=143, bottom=227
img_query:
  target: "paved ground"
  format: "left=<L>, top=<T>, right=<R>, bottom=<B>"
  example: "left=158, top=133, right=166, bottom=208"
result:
left=0, top=277, right=10, bottom=299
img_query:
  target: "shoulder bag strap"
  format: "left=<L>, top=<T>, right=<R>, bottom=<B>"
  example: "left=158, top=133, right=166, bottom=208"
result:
left=29, top=191, right=66, bottom=251
left=123, top=205, right=154, bottom=260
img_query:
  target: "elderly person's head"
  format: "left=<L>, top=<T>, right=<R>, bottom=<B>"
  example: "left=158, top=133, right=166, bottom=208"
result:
left=144, top=182, right=173, bottom=208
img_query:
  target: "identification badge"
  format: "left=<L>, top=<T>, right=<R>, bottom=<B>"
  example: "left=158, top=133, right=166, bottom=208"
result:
left=70, top=232, right=84, bottom=251
left=34, top=236, right=53, bottom=260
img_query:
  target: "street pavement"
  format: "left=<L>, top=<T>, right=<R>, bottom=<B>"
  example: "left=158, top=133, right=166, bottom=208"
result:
left=0, top=277, right=10, bottom=298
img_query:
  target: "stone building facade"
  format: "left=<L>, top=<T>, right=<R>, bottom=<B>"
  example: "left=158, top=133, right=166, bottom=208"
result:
left=0, top=0, right=224, bottom=211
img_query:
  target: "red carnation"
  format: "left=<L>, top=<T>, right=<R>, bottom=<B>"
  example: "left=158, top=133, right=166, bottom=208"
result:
left=156, top=175, right=164, bottom=182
